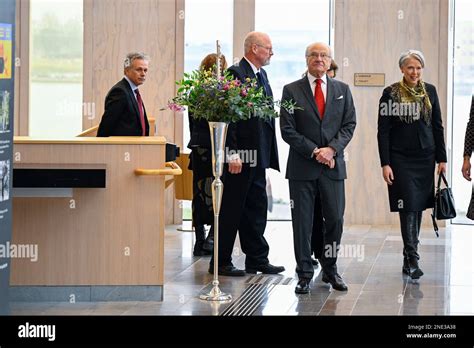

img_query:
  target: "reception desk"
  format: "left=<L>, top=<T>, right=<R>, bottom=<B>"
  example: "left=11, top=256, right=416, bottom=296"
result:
left=10, top=136, right=180, bottom=301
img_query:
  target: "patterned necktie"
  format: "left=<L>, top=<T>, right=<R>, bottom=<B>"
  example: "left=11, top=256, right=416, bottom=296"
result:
left=314, top=78, right=325, bottom=119
left=135, top=89, right=146, bottom=136
left=256, top=72, right=268, bottom=96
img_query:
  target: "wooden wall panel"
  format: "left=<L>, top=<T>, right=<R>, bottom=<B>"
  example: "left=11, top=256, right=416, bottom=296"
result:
left=335, top=0, right=448, bottom=225
left=84, top=0, right=177, bottom=224
left=14, top=0, right=30, bottom=136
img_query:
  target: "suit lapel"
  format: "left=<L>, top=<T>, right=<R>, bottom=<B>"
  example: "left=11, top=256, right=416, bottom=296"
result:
left=260, top=69, right=273, bottom=98
left=299, top=77, right=320, bottom=121
left=240, top=59, right=275, bottom=129
left=121, top=78, right=140, bottom=119
left=239, top=58, right=255, bottom=79
left=325, top=77, right=334, bottom=115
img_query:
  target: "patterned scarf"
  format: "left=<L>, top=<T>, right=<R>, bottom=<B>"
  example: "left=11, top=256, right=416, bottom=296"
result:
left=390, top=79, right=432, bottom=125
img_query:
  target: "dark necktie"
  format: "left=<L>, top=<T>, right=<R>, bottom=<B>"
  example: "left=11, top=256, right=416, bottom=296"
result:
left=256, top=71, right=268, bottom=96
left=135, top=89, right=146, bottom=136
left=314, top=78, right=325, bottom=119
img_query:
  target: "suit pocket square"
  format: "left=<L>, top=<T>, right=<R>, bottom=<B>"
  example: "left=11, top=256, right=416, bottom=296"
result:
left=336, top=95, right=344, bottom=100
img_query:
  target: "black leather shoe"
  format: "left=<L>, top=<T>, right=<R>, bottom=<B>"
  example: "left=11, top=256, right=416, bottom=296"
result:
left=402, top=258, right=410, bottom=275
left=245, top=263, right=285, bottom=274
left=193, top=241, right=211, bottom=256
left=208, top=265, right=245, bottom=277
left=311, top=258, right=319, bottom=266
left=408, top=259, right=424, bottom=280
left=322, top=272, right=348, bottom=291
left=295, top=279, right=310, bottom=294
left=202, top=233, right=214, bottom=252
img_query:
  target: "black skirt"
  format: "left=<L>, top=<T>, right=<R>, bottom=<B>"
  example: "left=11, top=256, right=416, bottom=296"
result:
left=388, top=146, right=435, bottom=212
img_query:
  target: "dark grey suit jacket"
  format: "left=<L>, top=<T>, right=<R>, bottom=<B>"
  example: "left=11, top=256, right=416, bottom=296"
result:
left=226, top=58, right=279, bottom=171
left=280, top=75, right=356, bottom=181
left=97, top=78, right=149, bottom=137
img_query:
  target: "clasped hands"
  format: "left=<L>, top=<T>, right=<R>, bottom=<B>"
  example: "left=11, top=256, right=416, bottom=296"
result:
left=314, top=147, right=335, bottom=169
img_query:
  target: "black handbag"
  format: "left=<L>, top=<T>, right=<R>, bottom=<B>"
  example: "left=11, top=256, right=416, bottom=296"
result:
left=431, top=172, right=456, bottom=237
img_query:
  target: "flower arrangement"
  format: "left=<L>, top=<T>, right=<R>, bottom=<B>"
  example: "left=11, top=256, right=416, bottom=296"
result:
left=168, top=68, right=298, bottom=123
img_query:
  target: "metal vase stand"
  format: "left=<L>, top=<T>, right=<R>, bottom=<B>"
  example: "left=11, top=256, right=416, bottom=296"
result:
left=199, top=121, right=232, bottom=302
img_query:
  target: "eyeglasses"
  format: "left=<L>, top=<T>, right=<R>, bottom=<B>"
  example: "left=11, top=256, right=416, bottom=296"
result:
left=307, top=52, right=331, bottom=59
left=256, top=44, right=273, bottom=53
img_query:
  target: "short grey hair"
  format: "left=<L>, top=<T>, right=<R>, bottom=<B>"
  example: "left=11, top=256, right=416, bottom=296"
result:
left=399, top=49, right=425, bottom=68
left=305, top=42, right=333, bottom=58
left=124, top=52, right=149, bottom=69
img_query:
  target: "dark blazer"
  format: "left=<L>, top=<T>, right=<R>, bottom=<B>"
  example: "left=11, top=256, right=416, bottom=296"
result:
left=226, top=58, right=279, bottom=171
left=280, top=75, right=356, bottom=181
left=188, top=115, right=211, bottom=149
left=463, top=95, right=474, bottom=157
left=377, top=82, right=447, bottom=166
left=97, top=78, right=149, bottom=137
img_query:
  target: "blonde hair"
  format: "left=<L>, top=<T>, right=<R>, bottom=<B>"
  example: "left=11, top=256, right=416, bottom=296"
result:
left=200, top=53, right=228, bottom=75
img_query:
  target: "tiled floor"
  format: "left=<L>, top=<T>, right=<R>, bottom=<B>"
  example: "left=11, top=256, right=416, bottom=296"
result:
left=9, top=222, right=474, bottom=316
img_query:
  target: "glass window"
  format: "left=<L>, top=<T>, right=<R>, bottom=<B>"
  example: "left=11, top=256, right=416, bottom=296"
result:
left=183, top=0, right=233, bottom=151
left=182, top=0, right=233, bottom=220
left=451, top=0, right=473, bottom=224
left=29, top=0, right=83, bottom=137
left=256, top=0, right=331, bottom=220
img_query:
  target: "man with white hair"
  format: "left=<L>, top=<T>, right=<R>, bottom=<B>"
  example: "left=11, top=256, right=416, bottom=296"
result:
left=209, top=31, right=284, bottom=276
left=280, top=42, right=356, bottom=293
left=97, top=52, right=150, bottom=137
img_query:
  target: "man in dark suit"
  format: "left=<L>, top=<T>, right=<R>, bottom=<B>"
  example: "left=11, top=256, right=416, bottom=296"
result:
left=209, top=31, right=284, bottom=276
left=97, top=52, right=150, bottom=137
left=280, top=42, right=356, bottom=293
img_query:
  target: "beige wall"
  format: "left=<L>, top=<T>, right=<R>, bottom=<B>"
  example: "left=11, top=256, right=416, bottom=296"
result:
left=83, top=0, right=179, bottom=224
left=334, top=0, right=449, bottom=224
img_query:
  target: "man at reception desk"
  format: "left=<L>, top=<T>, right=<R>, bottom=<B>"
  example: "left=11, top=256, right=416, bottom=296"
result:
left=97, top=52, right=150, bottom=137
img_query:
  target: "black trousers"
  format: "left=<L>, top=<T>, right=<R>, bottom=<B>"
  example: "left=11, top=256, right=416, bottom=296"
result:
left=289, top=176, right=345, bottom=280
left=210, top=165, right=269, bottom=268
left=312, top=191, right=325, bottom=259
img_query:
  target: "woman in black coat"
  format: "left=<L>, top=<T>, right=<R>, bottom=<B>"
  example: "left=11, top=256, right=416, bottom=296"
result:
left=462, top=95, right=474, bottom=219
left=188, top=53, right=227, bottom=256
left=377, top=50, right=447, bottom=280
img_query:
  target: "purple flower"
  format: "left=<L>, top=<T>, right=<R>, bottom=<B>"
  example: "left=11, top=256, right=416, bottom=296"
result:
left=240, top=89, right=248, bottom=97
left=168, top=102, right=185, bottom=112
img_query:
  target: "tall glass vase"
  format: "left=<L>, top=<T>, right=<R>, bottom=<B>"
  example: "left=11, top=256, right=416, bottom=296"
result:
left=199, top=121, right=232, bottom=301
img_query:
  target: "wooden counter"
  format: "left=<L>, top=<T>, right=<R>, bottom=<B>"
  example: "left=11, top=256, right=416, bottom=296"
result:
left=10, top=136, right=175, bottom=301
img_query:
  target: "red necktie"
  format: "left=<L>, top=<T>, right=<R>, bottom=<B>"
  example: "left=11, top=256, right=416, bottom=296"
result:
left=314, top=78, right=325, bottom=119
left=135, top=89, right=146, bottom=136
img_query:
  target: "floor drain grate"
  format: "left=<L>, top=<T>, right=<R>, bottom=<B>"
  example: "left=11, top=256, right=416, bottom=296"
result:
left=220, top=283, right=275, bottom=316
left=245, top=275, right=294, bottom=286
left=221, top=276, right=295, bottom=316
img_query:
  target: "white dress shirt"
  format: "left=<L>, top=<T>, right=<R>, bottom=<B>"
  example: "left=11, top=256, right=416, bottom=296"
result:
left=307, top=72, right=327, bottom=101
left=124, top=75, right=139, bottom=101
